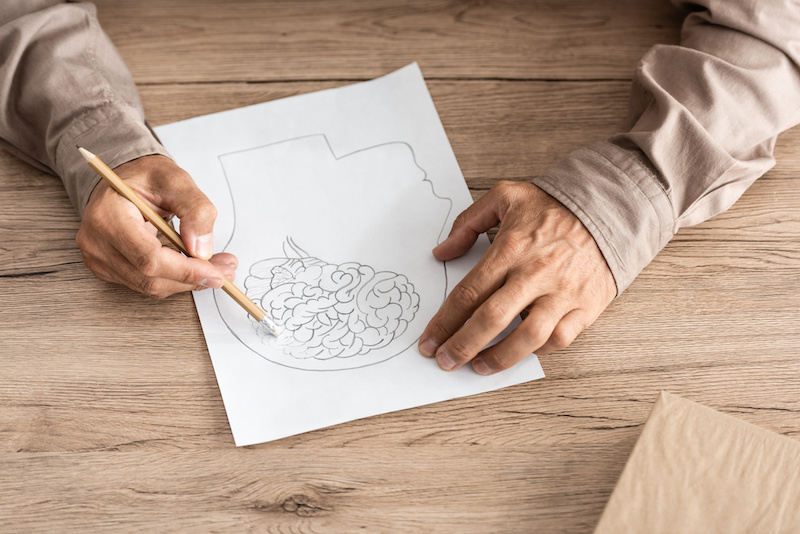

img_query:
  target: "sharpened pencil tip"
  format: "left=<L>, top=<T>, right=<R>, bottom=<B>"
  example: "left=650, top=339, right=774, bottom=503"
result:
left=76, top=145, right=81, bottom=149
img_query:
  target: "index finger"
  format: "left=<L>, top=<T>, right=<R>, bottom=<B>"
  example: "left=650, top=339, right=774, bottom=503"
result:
left=417, top=247, right=508, bottom=358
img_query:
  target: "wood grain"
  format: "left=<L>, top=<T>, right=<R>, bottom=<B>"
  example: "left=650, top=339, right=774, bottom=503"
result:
left=93, top=0, right=684, bottom=83
left=1, top=1, right=799, bottom=532
left=136, top=80, right=635, bottom=183
left=3, top=446, right=628, bottom=533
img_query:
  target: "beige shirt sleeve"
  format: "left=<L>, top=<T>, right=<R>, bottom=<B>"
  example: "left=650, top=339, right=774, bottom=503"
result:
left=533, top=0, right=800, bottom=295
left=0, top=0, right=169, bottom=217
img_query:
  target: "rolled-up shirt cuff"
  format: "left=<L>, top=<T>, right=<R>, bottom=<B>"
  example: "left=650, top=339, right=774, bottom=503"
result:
left=53, top=103, right=171, bottom=217
left=532, top=141, right=676, bottom=295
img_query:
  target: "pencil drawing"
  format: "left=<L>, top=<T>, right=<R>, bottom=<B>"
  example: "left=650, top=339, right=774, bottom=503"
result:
left=245, top=237, right=420, bottom=360
left=212, top=133, right=453, bottom=371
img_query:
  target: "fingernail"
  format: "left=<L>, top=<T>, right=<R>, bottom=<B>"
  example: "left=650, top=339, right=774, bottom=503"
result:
left=436, top=349, right=456, bottom=371
left=419, top=338, right=439, bottom=357
left=225, top=272, right=234, bottom=282
left=200, top=277, right=224, bottom=289
left=473, top=358, right=493, bottom=376
left=195, top=234, right=213, bottom=260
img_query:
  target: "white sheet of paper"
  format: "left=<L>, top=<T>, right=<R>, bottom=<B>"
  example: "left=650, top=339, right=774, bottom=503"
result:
left=155, top=63, right=544, bottom=446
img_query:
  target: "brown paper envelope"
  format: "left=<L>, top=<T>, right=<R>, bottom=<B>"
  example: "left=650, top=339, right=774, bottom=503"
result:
left=595, top=391, right=800, bottom=534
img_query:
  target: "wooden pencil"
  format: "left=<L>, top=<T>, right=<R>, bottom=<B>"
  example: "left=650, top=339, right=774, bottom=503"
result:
left=77, top=146, right=282, bottom=336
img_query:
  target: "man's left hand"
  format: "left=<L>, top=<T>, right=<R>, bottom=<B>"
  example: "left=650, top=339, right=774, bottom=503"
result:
left=418, top=181, right=616, bottom=375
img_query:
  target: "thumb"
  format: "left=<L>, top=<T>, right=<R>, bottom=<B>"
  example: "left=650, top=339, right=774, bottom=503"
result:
left=433, top=190, right=503, bottom=261
left=175, top=192, right=218, bottom=260
left=156, top=168, right=218, bottom=260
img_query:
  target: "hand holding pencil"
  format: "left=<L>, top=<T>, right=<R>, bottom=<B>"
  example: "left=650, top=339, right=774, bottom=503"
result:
left=76, top=149, right=281, bottom=335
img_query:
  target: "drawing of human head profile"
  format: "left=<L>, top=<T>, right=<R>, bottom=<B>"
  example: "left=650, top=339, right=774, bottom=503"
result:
left=213, top=134, right=452, bottom=371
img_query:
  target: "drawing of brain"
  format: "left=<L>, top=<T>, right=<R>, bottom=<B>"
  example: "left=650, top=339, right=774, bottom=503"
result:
left=214, top=135, right=452, bottom=371
left=245, top=239, right=420, bottom=360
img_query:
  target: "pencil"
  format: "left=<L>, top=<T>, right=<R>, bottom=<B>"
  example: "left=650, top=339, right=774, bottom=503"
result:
left=77, top=146, right=283, bottom=337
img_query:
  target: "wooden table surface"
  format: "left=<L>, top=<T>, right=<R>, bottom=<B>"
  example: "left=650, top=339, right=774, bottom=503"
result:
left=2, top=1, right=799, bottom=532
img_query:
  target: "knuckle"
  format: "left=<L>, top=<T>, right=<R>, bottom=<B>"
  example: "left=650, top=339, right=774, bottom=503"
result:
left=492, top=231, right=530, bottom=263
left=548, top=324, right=575, bottom=351
left=141, top=278, right=169, bottom=299
left=75, top=229, right=87, bottom=250
left=445, top=337, right=474, bottom=364
left=491, top=180, right=517, bottom=198
left=176, top=262, right=198, bottom=285
left=194, top=201, right=218, bottom=223
left=477, top=299, right=510, bottom=329
left=519, top=320, right=552, bottom=350
left=140, top=278, right=159, bottom=298
left=449, top=283, right=482, bottom=309
left=81, top=256, right=112, bottom=283
left=75, top=226, right=104, bottom=256
left=485, top=345, right=529, bottom=372
left=79, top=253, right=97, bottom=271
left=179, top=270, right=198, bottom=286
left=452, top=209, right=471, bottom=230
left=426, top=319, right=452, bottom=344
left=136, top=254, right=160, bottom=277
left=76, top=235, right=97, bottom=259
left=489, top=352, right=516, bottom=372
left=531, top=297, right=562, bottom=319
left=180, top=262, right=210, bottom=286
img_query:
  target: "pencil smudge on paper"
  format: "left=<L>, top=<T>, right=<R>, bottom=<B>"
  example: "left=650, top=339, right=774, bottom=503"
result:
left=245, top=237, right=420, bottom=360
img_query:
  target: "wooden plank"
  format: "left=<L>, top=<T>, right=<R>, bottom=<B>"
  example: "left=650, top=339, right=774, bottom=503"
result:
left=92, top=0, right=684, bottom=83
left=1, top=371, right=798, bottom=530
left=0, top=445, right=627, bottom=533
left=2, top=357, right=798, bottom=452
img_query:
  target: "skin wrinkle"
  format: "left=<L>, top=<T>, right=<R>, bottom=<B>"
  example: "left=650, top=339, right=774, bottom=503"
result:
left=533, top=175, right=623, bottom=294
left=77, top=156, right=234, bottom=297
left=422, top=182, right=615, bottom=374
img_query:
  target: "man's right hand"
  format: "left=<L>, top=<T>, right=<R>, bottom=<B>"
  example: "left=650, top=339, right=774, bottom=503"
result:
left=76, top=155, right=238, bottom=298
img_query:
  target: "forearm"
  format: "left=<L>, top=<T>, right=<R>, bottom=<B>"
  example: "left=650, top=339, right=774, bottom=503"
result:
left=0, top=1, right=169, bottom=216
left=534, top=0, right=800, bottom=294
